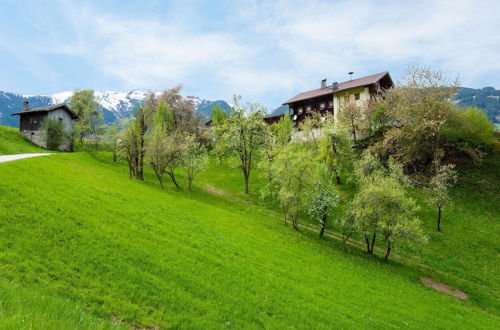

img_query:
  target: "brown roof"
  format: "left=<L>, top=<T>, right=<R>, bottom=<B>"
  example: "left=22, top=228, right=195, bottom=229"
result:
left=11, top=103, right=78, bottom=119
left=283, top=71, right=392, bottom=105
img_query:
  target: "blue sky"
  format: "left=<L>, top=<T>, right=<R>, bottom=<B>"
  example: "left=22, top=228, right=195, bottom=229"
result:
left=1, top=0, right=499, bottom=109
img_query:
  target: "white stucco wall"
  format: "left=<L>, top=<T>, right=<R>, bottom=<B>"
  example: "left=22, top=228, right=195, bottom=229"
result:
left=333, top=86, right=369, bottom=121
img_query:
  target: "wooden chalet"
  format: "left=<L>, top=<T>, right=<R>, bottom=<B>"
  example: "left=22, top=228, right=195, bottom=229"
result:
left=265, top=71, right=393, bottom=126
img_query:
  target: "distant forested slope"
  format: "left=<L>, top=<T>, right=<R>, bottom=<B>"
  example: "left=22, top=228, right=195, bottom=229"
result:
left=456, top=87, right=500, bottom=124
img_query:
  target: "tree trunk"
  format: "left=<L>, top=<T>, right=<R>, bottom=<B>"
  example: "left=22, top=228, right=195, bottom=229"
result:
left=370, top=232, right=377, bottom=253
left=437, top=206, right=442, bottom=232
left=319, top=214, right=327, bottom=237
left=335, top=175, right=342, bottom=185
left=136, top=132, right=145, bottom=181
left=113, top=152, right=117, bottom=162
left=134, top=156, right=140, bottom=180
left=128, top=162, right=133, bottom=179
left=188, top=179, right=193, bottom=191
left=155, top=171, right=164, bottom=190
left=364, top=234, right=371, bottom=253
left=292, top=213, right=299, bottom=231
left=244, top=172, right=249, bottom=194
left=384, top=240, right=391, bottom=262
left=167, top=171, right=180, bottom=189
left=351, top=117, right=357, bottom=142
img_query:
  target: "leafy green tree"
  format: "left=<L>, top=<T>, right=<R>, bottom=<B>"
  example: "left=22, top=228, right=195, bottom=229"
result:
left=211, top=106, right=229, bottom=125
left=68, top=89, right=101, bottom=143
left=103, top=121, right=122, bottom=162
left=134, top=103, right=155, bottom=181
left=272, top=111, right=294, bottom=145
left=260, top=131, right=278, bottom=184
left=145, top=127, right=189, bottom=190
left=184, top=135, right=209, bottom=191
left=164, top=132, right=189, bottom=189
left=370, top=66, right=458, bottom=173
left=145, top=126, right=170, bottom=189
left=299, top=111, right=323, bottom=149
left=319, top=118, right=355, bottom=184
left=337, top=95, right=368, bottom=142
left=351, top=159, right=426, bottom=260
left=339, top=209, right=356, bottom=245
left=307, top=169, right=340, bottom=237
left=367, top=96, right=389, bottom=132
left=119, top=120, right=141, bottom=179
left=426, top=161, right=458, bottom=232
left=216, top=95, right=268, bottom=193
left=153, top=101, right=175, bottom=132
left=262, top=113, right=293, bottom=184
left=442, top=107, right=495, bottom=162
left=211, top=106, right=231, bottom=165
left=268, top=144, right=319, bottom=230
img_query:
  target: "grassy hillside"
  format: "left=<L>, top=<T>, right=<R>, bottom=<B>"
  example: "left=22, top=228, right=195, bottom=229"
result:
left=196, top=154, right=500, bottom=313
left=0, top=125, right=46, bottom=155
left=0, top=150, right=498, bottom=328
left=0, top=279, right=119, bottom=329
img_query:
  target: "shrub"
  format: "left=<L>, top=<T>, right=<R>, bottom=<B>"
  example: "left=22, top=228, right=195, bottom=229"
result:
left=442, top=107, right=495, bottom=147
left=42, top=118, right=65, bottom=150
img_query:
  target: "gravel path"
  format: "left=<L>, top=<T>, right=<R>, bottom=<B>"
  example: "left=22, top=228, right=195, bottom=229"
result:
left=0, top=153, right=52, bottom=163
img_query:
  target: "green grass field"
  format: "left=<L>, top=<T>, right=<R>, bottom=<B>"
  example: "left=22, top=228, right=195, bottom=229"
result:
left=0, top=126, right=46, bottom=155
left=0, top=126, right=498, bottom=328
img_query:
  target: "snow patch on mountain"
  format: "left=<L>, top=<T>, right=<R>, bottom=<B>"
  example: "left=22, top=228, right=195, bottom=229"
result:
left=0, top=89, right=232, bottom=127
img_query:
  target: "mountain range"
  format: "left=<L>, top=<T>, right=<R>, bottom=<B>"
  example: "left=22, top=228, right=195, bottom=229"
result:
left=0, top=90, right=232, bottom=127
left=1, top=87, right=499, bottom=128
left=454, top=87, right=500, bottom=125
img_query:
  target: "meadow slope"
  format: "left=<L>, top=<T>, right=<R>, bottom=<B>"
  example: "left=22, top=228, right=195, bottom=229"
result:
left=0, top=126, right=46, bottom=155
left=0, top=149, right=498, bottom=328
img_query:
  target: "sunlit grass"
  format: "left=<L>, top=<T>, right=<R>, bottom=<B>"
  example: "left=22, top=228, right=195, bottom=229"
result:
left=0, top=126, right=46, bottom=155
left=0, top=125, right=498, bottom=328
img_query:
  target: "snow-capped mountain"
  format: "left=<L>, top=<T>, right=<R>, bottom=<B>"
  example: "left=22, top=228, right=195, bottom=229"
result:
left=45, top=89, right=153, bottom=121
left=0, top=90, right=231, bottom=127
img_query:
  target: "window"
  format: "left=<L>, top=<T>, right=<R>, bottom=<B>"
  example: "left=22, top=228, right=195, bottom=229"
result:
left=298, top=107, right=303, bottom=115
left=320, top=102, right=325, bottom=109
left=306, top=105, right=311, bottom=112
left=354, top=93, right=360, bottom=101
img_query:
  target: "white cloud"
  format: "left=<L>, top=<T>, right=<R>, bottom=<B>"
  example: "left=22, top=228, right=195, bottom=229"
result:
left=4, top=0, right=499, bottom=107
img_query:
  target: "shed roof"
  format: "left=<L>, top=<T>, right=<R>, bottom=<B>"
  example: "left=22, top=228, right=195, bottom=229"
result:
left=283, top=71, right=392, bottom=105
left=11, top=103, right=78, bottom=119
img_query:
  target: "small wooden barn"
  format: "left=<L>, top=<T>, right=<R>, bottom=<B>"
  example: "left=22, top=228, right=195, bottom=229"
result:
left=11, top=101, right=78, bottom=151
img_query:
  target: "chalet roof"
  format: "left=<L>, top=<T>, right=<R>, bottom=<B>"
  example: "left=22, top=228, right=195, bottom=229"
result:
left=283, top=71, right=392, bottom=105
left=11, top=103, right=78, bottom=119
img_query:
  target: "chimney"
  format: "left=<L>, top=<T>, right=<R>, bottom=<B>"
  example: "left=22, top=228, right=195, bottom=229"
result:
left=348, top=72, right=354, bottom=81
left=332, top=82, right=338, bottom=91
left=23, top=101, right=29, bottom=110
left=321, top=79, right=327, bottom=88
